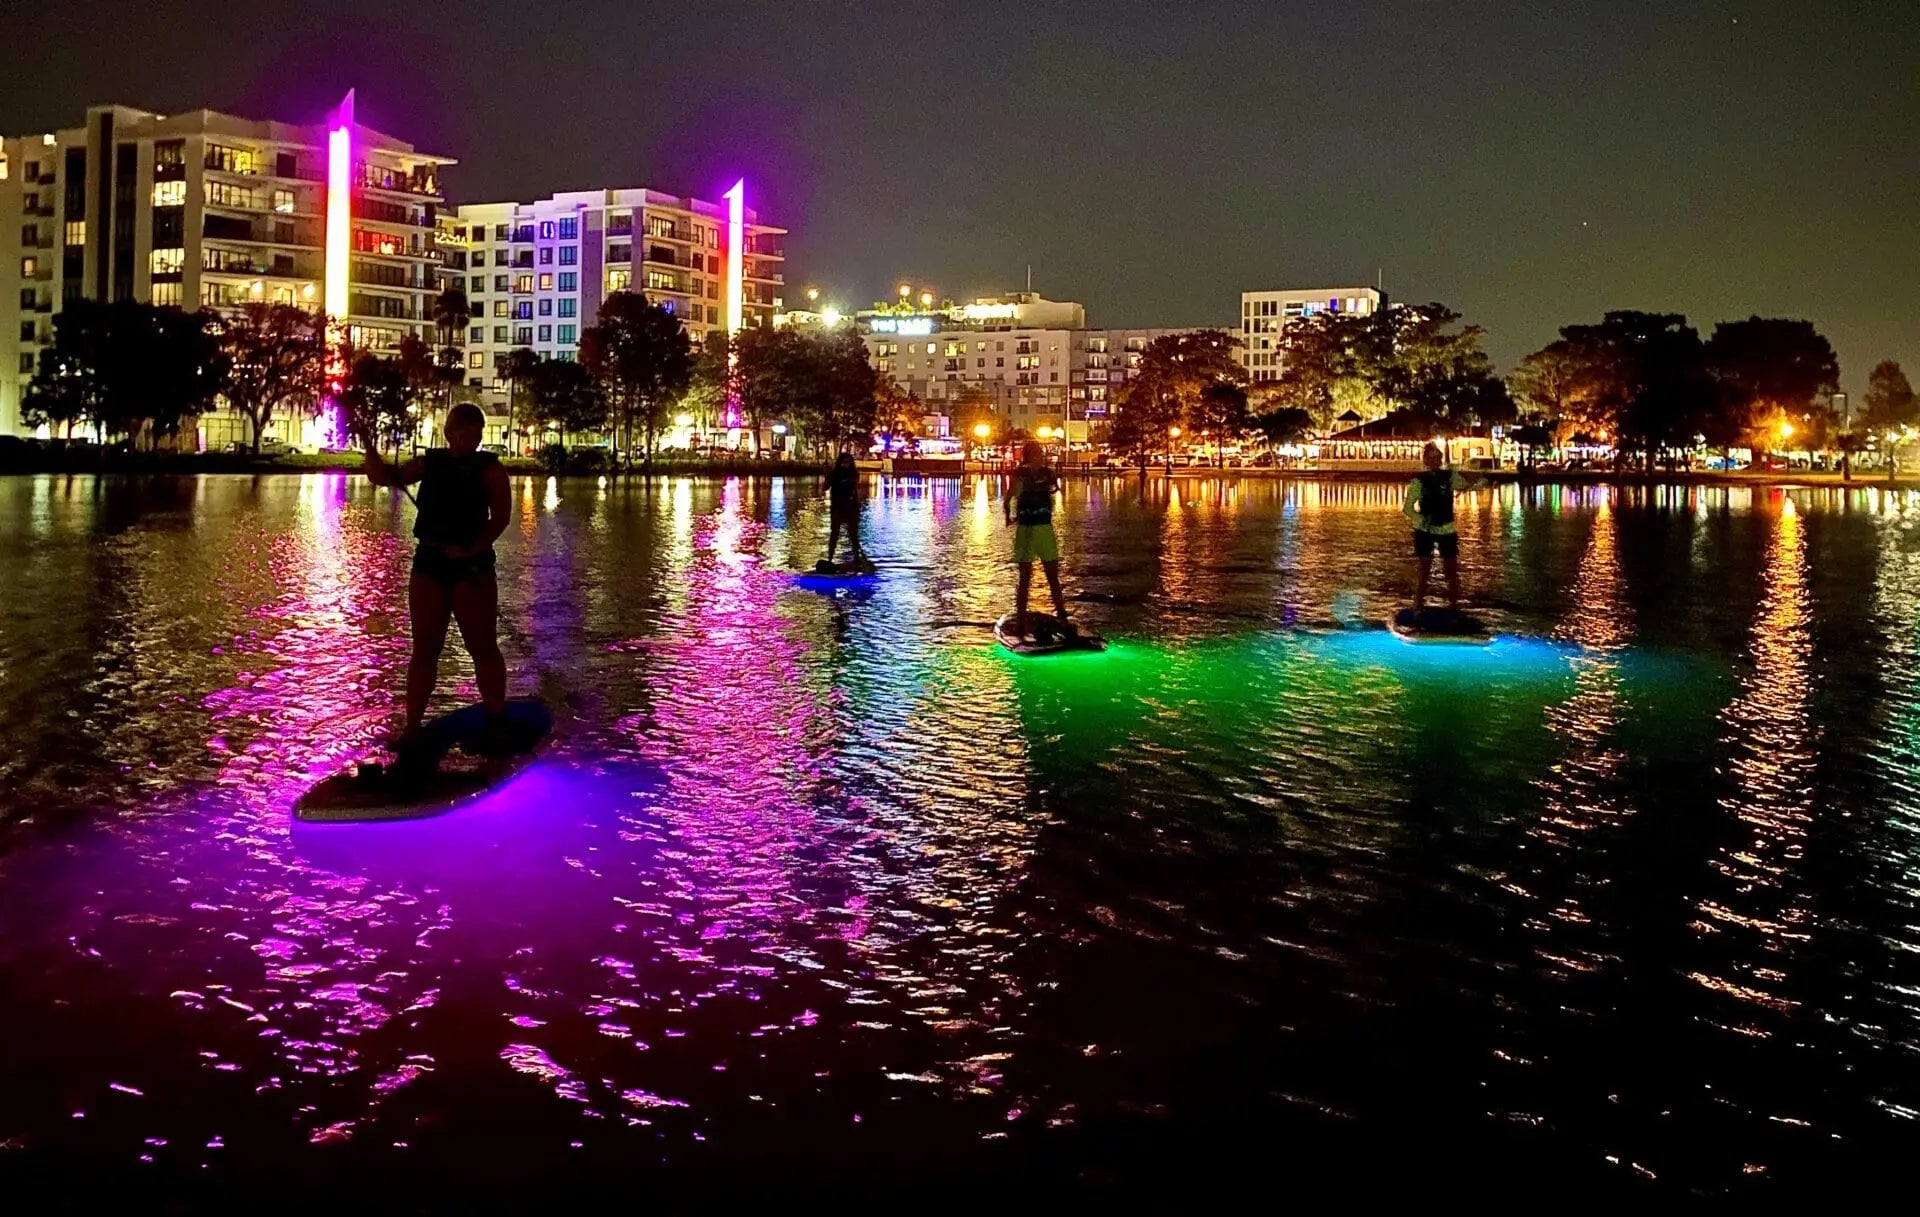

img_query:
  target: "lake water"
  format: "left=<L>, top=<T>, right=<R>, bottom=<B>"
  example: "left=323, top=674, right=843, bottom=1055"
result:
left=0, top=473, right=1916, bottom=1199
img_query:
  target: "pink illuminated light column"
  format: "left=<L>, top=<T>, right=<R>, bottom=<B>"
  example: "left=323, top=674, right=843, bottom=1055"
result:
left=324, top=91, right=354, bottom=444
left=722, top=178, right=745, bottom=429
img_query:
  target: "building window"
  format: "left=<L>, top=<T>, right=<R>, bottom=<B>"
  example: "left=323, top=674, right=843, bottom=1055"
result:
left=493, top=300, right=508, bottom=317
left=558, top=217, right=578, bottom=240
left=494, top=274, right=509, bottom=292
left=538, top=221, right=554, bottom=240
left=608, top=269, right=632, bottom=291
left=537, top=325, right=552, bottom=342
left=494, top=326, right=509, bottom=342
left=151, top=180, right=186, bottom=207
left=470, top=275, right=484, bottom=293
left=150, top=248, right=184, bottom=275
left=493, top=250, right=510, bottom=266
left=558, top=298, right=576, bottom=318
left=468, top=351, right=485, bottom=369
left=538, top=273, right=553, bottom=291
left=19, top=354, right=32, bottom=374
left=513, top=302, right=533, bottom=320
left=494, top=224, right=509, bottom=241
left=513, top=274, right=533, bottom=293
left=558, top=324, right=576, bottom=344
left=538, top=298, right=552, bottom=316
left=539, top=247, right=553, bottom=266
left=205, top=181, right=255, bottom=209
left=608, top=244, right=631, bottom=264
left=515, top=326, right=534, bottom=345
left=205, top=143, right=259, bottom=175
left=469, top=325, right=485, bottom=342
left=272, top=189, right=295, bottom=214
left=645, top=270, right=676, bottom=292
left=558, top=245, right=577, bottom=266
left=64, top=220, right=85, bottom=246
left=558, top=272, right=577, bottom=292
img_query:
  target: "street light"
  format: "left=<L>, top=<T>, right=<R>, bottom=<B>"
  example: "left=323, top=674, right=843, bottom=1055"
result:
left=1166, top=425, right=1182, bottom=475
left=898, top=283, right=911, bottom=300
left=821, top=306, right=841, bottom=328
left=806, top=287, right=819, bottom=304
left=674, top=413, right=693, bottom=428
left=972, top=423, right=992, bottom=441
left=919, top=291, right=934, bottom=309
left=1780, top=421, right=1795, bottom=440
left=1036, top=425, right=1055, bottom=441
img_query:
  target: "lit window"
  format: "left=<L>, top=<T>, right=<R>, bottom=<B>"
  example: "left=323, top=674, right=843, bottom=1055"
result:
left=150, top=248, right=184, bottom=275
left=150, top=282, right=183, bottom=307
left=0, top=153, right=7, bottom=181
left=64, top=221, right=85, bottom=246
left=513, top=302, right=532, bottom=320
left=558, top=272, right=577, bottom=292
left=513, top=274, right=532, bottom=293
left=273, top=189, right=295, bottom=214
left=468, top=351, right=485, bottom=369
left=493, top=300, right=508, bottom=317
left=608, top=269, right=632, bottom=292
left=557, top=324, right=576, bottom=344
left=152, top=180, right=186, bottom=207
left=205, top=181, right=255, bottom=209
left=558, top=245, right=577, bottom=266
left=538, top=221, right=554, bottom=240
left=925, top=343, right=936, bottom=355
left=538, top=273, right=553, bottom=291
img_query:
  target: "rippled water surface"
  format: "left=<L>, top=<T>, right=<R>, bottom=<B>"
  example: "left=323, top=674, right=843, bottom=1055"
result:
left=2, top=473, right=1918, bottom=1198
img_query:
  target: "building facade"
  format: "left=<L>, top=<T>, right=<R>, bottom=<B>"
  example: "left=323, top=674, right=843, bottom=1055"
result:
left=0, top=96, right=451, bottom=444
left=444, top=186, right=784, bottom=400
left=1239, top=285, right=1381, bottom=384
left=857, top=293, right=1206, bottom=442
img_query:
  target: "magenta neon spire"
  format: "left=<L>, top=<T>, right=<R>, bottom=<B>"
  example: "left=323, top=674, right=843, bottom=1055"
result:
left=324, top=91, right=354, bottom=446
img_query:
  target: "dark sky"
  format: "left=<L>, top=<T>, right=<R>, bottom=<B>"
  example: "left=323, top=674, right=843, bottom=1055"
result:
left=7, top=0, right=1917, bottom=388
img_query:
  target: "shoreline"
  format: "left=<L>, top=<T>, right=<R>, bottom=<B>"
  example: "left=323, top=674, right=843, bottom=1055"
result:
left=0, top=453, right=1911, bottom=491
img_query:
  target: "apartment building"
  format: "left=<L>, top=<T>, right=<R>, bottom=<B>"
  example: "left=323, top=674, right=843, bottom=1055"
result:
left=859, top=293, right=1207, bottom=441
left=444, top=185, right=784, bottom=397
left=0, top=94, right=451, bottom=443
left=1239, top=286, right=1382, bottom=384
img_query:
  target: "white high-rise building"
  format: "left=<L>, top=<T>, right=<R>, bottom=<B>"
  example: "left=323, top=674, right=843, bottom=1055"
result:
left=443, top=186, right=784, bottom=397
left=1239, top=286, right=1381, bottom=384
left=0, top=96, right=451, bottom=444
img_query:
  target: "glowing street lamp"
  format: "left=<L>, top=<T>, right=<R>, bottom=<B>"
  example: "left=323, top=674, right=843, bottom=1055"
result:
left=821, top=306, right=842, bottom=328
left=806, top=286, right=819, bottom=304
left=1166, top=425, right=1182, bottom=474
left=1779, top=421, right=1796, bottom=441
left=971, top=423, right=992, bottom=441
left=1036, top=425, right=1055, bottom=441
left=674, top=413, right=694, bottom=428
left=919, top=291, right=934, bottom=309
left=898, top=283, right=912, bottom=300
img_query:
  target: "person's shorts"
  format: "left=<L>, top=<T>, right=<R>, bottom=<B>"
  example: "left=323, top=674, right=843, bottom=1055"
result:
left=1014, top=522, right=1060, bottom=564
left=830, top=505, right=858, bottom=528
left=412, top=544, right=496, bottom=589
left=1413, top=530, right=1458, bottom=560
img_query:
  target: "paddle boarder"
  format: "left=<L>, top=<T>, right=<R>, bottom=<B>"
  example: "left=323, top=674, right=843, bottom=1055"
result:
left=824, top=450, right=864, bottom=567
left=1006, top=439, right=1072, bottom=638
left=1404, top=441, right=1477, bottom=614
left=362, top=402, right=512, bottom=750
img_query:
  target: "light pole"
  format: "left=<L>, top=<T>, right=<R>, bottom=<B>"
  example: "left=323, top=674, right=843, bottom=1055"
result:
left=1167, top=425, right=1181, bottom=475
left=972, top=421, right=991, bottom=464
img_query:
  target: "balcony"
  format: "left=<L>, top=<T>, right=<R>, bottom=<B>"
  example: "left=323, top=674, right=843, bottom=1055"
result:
left=26, top=202, right=57, bottom=218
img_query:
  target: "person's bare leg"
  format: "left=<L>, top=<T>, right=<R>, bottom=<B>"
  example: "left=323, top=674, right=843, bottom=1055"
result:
left=1042, top=558, right=1069, bottom=622
left=1414, top=552, right=1432, bottom=611
left=1016, top=562, right=1034, bottom=636
left=827, top=519, right=842, bottom=564
left=1444, top=551, right=1461, bottom=611
left=406, top=574, right=452, bottom=735
left=451, top=575, right=506, bottom=717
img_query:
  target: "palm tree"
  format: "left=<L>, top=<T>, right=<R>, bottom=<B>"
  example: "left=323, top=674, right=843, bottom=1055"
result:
left=497, top=347, right=542, bottom=456
left=432, top=287, right=471, bottom=349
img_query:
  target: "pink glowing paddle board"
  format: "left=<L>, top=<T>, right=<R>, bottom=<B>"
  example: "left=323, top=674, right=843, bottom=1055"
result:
left=295, top=699, right=552, bottom=823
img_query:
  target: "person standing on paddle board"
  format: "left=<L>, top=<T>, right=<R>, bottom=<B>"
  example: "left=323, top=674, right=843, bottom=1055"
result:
left=362, top=402, right=512, bottom=746
left=1403, top=442, right=1477, bottom=613
left=824, top=451, right=864, bottom=567
left=1006, top=440, right=1072, bottom=638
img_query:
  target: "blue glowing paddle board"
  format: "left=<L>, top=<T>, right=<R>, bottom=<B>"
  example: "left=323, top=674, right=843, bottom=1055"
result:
left=995, top=612, right=1106, bottom=656
left=792, top=558, right=880, bottom=594
left=295, top=698, right=553, bottom=823
left=1388, top=607, right=1492, bottom=646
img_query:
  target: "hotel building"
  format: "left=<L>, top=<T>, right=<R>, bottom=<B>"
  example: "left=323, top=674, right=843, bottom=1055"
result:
left=443, top=186, right=784, bottom=397
left=1239, top=285, right=1381, bottom=383
left=0, top=94, right=451, bottom=444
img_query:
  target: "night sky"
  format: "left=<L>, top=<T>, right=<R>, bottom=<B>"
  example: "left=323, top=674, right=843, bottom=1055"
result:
left=6, top=0, right=1916, bottom=389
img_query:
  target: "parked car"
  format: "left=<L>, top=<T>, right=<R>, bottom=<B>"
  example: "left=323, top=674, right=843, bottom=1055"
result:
left=225, top=438, right=300, bottom=457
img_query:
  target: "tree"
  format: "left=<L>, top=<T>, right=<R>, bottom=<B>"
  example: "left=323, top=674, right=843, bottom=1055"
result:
left=1861, top=360, right=1916, bottom=433
left=20, top=345, right=101, bottom=439
left=1703, top=317, right=1839, bottom=454
left=1508, top=421, right=1555, bottom=472
left=392, top=333, right=441, bottom=452
left=1507, top=343, right=1583, bottom=421
left=524, top=357, right=607, bottom=450
left=1539, top=312, right=1712, bottom=468
left=1190, top=381, right=1249, bottom=466
left=20, top=298, right=221, bottom=444
left=1252, top=406, right=1315, bottom=448
left=1112, top=330, right=1245, bottom=466
left=734, top=325, right=802, bottom=453
left=875, top=377, right=924, bottom=453
left=216, top=302, right=325, bottom=454
left=798, top=329, right=880, bottom=454
left=496, top=347, right=542, bottom=453
left=432, top=287, right=471, bottom=350
left=340, top=353, right=414, bottom=456
left=579, top=292, right=694, bottom=467
left=950, top=382, right=998, bottom=454
left=682, top=332, right=732, bottom=439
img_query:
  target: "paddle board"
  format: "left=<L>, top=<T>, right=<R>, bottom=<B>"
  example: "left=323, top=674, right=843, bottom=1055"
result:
left=295, top=698, right=553, bottom=823
left=1388, top=607, right=1492, bottom=645
left=994, top=611, right=1106, bottom=656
